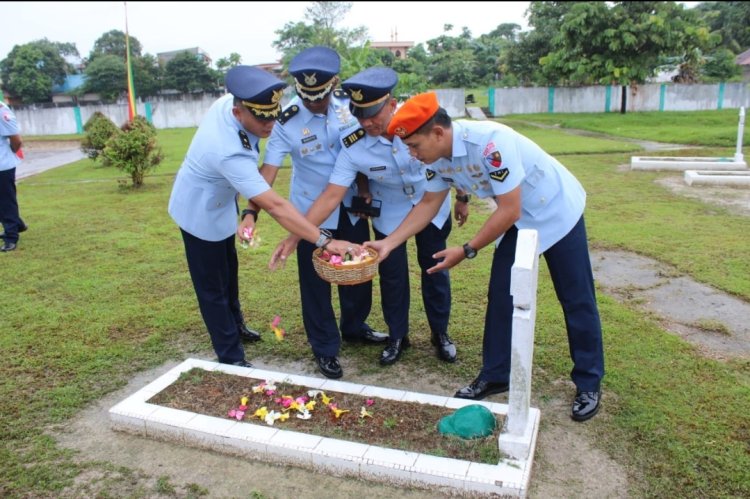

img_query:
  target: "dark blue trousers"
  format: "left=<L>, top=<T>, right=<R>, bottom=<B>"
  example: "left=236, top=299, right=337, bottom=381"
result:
left=481, top=217, right=604, bottom=391
left=298, top=205, right=372, bottom=358
left=376, top=217, right=452, bottom=340
left=0, top=168, right=24, bottom=244
left=180, top=229, right=245, bottom=364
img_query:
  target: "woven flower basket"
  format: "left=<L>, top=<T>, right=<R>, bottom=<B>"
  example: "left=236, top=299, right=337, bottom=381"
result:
left=312, top=247, right=379, bottom=285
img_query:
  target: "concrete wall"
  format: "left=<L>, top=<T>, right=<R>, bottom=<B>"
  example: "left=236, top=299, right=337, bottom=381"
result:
left=15, top=88, right=468, bottom=136
left=492, top=82, right=750, bottom=116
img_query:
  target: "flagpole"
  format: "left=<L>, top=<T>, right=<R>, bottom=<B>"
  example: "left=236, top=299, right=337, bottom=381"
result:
left=124, top=1, right=137, bottom=121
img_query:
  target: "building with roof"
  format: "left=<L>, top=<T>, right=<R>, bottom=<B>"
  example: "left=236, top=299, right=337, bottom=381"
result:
left=372, top=29, right=414, bottom=60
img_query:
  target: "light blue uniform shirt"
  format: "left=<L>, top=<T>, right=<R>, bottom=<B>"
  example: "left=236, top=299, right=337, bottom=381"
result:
left=425, top=120, right=585, bottom=253
left=0, top=101, right=21, bottom=171
left=168, top=94, right=271, bottom=241
left=263, top=92, right=360, bottom=229
left=330, top=126, right=451, bottom=235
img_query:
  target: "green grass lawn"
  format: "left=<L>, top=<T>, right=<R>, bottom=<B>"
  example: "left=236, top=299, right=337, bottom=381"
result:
left=1, top=112, right=749, bottom=497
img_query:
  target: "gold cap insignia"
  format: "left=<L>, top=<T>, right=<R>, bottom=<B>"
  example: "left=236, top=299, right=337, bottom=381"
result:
left=394, top=126, right=407, bottom=137
left=303, top=72, right=317, bottom=86
left=272, top=89, right=283, bottom=104
left=350, top=89, right=363, bottom=102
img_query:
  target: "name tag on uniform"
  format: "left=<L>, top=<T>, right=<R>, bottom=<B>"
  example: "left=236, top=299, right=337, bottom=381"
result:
left=369, top=166, right=386, bottom=172
left=301, top=135, right=317, bottom=144
left=441, top=177, right=454, bottom=183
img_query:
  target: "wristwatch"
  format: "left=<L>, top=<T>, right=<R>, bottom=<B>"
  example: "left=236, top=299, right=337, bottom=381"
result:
left=315, top=229, right=333, bottom=248
left=463, top=243, right=477, bottom=259
left=241, top=209, right=258, bottom=222
left=455, top=193, right=471, bottom=203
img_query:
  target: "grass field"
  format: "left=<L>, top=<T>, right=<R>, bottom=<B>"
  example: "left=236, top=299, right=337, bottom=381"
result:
left=1, top=110, right=748, bottom=497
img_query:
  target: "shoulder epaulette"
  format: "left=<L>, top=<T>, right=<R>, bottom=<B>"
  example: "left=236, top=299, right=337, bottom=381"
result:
left=342, top=128, right=366, bottom=148
left=333, top=88, right=347, bottom=99
left=277, top=105, right=300, bottom=125
left=238, top=130, right=252, bottom=150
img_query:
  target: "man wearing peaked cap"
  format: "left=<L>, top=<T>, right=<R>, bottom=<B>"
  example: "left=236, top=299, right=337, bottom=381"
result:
left=288, top=46, right=340, bottom=104
left=341, top=66, right=399, bottom=119
left=368, top=92, right=606, bottom=422
left=272, top=68, right=470, bottom=368
left=248, top=47, right=384, bottom=380
left=225, top=65, right=287, bottom=120
left=168, top=65, right=358, bottom=369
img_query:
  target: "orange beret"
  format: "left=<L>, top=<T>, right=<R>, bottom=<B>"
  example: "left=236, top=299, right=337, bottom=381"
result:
left=387, top=92, right=439, bottom=138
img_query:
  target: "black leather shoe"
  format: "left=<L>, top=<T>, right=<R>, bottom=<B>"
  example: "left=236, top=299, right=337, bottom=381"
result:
left=454, top=378, right=509, bottom=400
left=19, top=223, right=28, bottom=233
left=317, top=356, right=343, bottom=379
left=431, top=332, right=457, bottom=363
left=238, top=323, right=261, bottom=342
left=379, top=337, right=410, bottom=365
left=230, top=359, right=253, bottom=368
left=571, top=390, right=601, bottom=422
left=1, top=242, right=17, bottom=252
left=343, top=326, right=388, bottom=344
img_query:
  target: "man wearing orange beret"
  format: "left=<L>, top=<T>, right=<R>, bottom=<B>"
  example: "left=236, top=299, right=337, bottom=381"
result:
left=366, top=92, right=605, bottom=422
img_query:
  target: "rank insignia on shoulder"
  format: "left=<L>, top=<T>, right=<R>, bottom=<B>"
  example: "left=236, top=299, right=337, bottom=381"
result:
left=277, top=105, right=299, bottom=125
left=238, top=130, right=252, bottom=150
left=425, top=168, right=436, bottom=181
left=489, top=168, right=510, bottom=182
left=343, top=128, right=365, bottom=147
left=334, top=88, right=347, bottom=99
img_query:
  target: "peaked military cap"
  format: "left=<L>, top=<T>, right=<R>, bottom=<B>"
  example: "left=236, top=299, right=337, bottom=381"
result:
left=288, top=46, right=340, bottom=101
left=341, top=67, right=398, bottom=119
left=226, top=65, right=287, bottom=120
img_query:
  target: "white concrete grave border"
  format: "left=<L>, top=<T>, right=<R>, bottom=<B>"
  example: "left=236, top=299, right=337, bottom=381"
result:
left=631, top=107, right=747, bottom=172
left=109, top=230, right=542, bottom=497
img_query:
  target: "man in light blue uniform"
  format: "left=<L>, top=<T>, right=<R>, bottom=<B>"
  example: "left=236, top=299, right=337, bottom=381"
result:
left=272, top=68, right=460, bottom=367
left=0, top=100, right=27, bottom=252
left=252, top=47, right=385, bottom=380
left=369, top=92, right=605, bottom=422
left=168, top=66, right=356, bottom=368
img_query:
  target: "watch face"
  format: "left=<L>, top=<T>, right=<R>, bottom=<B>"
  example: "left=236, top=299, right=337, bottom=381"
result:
left=463, top=243, right=477, bottom=259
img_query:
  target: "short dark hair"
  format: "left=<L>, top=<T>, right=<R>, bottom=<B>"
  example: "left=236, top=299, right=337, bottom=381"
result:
left=410, top=107, right=452, bottom=137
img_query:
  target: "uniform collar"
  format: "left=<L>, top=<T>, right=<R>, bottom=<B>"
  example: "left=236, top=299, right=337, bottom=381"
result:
left=451, top=121, right=468, bottom=159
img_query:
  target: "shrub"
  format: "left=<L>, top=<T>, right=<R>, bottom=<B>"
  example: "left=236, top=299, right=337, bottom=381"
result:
left=101, top=116, right=163, bottom=188
left=80, top=112, right=119, bottom=160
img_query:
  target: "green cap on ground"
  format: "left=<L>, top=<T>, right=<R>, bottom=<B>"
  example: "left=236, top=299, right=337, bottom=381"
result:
left=438, top=404, right=496, bottom=439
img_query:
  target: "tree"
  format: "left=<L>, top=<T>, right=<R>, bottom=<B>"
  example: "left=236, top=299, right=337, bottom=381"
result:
left=272, top=1, right=368, bottom=70
left=89, top=30, right=142, bottom=62
left=82, top=54, right=125, bottom=101
left=701, top=48, right=742, bottom=81
left=163, top=51, right=217, bottom=93
left=0, top=39, right=77, bottom=102
left=536, top=1, right=716, bottom=112
left=216, top=53, right=242, bottom=73
left=695, top=1, right=750, bottom=54
left=81, top=111, right=119, bottom=160
left=132, top=54, right=162, bottom=97
left=101, top=115, right=162, bottom=188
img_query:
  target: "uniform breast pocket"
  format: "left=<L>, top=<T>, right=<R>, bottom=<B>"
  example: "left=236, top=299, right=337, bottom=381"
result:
left=521, top=164, right=560, bottom=217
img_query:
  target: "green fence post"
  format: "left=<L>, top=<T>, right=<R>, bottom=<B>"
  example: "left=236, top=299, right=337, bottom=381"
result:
left=145, top=101, right=153, bottom=124
left=605, top=85, right=611, bottom=112
left=548, top=86, right=555, bottom=113
left=659, top=84, right=666, bottom=112
left=717, top=82, right=725, bottom=110
left=488, top=88, right=494, bottom=116
left=73, top=106, right=83, bottom=134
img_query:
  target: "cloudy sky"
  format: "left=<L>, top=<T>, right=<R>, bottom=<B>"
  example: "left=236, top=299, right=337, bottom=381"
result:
left=1, top=1, right=532, bottom=65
